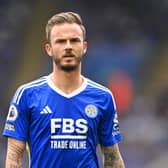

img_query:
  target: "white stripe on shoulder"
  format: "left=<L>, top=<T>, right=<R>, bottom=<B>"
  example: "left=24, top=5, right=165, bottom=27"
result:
left=86, top=78, right=116, bottom=109
left=86, top=78, right=111, bottom=93
left=13, top=77, right=47, bottom=104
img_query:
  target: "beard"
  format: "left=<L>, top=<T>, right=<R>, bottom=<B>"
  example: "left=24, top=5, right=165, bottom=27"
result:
left=52, top=55, right=82, bottom=72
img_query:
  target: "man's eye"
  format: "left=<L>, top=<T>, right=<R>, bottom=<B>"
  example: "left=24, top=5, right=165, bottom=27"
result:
left=56, top=39, right=65, bottom=43
left=71, top=38, right=80, bottom=43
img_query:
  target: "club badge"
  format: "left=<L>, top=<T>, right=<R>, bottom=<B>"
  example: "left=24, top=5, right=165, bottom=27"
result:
left=85, top=104, right=98, bottom=118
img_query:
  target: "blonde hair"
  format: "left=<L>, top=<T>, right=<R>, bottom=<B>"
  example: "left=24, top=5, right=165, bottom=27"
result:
left=46, top=12, right=86, bottom=42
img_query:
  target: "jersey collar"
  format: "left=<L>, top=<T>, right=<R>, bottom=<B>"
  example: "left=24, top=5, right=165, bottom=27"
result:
left=46, top=75, right=87, bottom=98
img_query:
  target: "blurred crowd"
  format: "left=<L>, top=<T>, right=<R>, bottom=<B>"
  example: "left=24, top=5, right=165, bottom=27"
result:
left=0, top=0, right=168, bottom=167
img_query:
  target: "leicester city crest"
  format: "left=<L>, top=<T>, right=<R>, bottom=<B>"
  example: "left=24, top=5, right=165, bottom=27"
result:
left=85, top=104, right=98, bottom=118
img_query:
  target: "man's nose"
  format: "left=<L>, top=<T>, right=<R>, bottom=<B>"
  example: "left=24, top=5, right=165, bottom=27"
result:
left=65, top=40, right=72, bottom=49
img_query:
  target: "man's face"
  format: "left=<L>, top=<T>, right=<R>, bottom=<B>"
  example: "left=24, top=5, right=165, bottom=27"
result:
left=45, top=23, right=87, bottom=72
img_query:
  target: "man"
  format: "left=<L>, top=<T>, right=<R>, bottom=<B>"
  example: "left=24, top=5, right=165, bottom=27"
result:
left=3, top=12, right=125, bottom=168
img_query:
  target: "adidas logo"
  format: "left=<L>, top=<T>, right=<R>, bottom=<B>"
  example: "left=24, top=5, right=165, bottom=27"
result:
left=40, top=106, right=52, bottom=114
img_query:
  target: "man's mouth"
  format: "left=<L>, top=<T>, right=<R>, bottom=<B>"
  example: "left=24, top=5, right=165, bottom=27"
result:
left=62, top=54, right=75, bottom=62
left=63, top=54, right=75, bottom=58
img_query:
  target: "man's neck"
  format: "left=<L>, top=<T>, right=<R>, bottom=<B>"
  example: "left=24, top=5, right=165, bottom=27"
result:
left=50, top=70, right=83, bottom=94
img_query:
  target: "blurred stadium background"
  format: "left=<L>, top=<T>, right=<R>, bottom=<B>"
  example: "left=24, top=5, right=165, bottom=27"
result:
left=0, top=0, right=168, bottom=167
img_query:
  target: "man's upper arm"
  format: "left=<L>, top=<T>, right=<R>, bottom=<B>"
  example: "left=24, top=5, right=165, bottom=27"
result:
left=6, top=137, right=26, bottom=168
left=103, top=143, right=125, bottom=168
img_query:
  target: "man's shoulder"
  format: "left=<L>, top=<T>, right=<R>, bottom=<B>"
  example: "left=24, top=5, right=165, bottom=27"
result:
left=14, top=76, right=48, bottom=95
left=85, top=77, right=112, bottom=95
left=12, top=76, right=48, bottom=104
left=18, top=76, right=47, bottom=90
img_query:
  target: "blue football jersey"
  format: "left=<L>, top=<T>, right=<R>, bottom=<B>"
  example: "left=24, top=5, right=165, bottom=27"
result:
left=3, top=75, right=122, bottom=168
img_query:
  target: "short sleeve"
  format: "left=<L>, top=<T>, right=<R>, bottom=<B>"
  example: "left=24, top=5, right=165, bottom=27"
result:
left=3, top=86, right=30, bottom=142
left=99, top=92, right=122, bottom=146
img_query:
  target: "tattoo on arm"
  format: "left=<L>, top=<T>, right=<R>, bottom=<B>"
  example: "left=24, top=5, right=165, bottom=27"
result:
left=103, top=144, right=125, bottom=168
left=6, top=138, right=25, bottom=168
left=8, top=165, right=22, bottom=168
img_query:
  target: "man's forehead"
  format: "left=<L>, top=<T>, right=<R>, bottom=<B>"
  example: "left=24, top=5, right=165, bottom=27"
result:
left=50, top=23, right=83, bottom=37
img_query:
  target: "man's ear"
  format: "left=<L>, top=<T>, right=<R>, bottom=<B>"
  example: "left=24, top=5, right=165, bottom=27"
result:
left=45, top=43, right=52, bottom=57
left=83, top=41, right=88, bottom=55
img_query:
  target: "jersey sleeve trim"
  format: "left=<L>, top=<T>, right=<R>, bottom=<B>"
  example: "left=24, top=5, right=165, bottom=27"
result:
left=101, top=134, right=122, bottom=147
left=3, top=132, right=27, bottom=142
